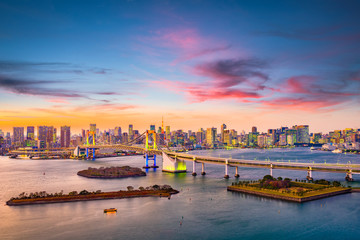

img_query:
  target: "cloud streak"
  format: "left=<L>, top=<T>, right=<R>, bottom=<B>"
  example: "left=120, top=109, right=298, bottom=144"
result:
left=0, top=76, right=85, bottom=98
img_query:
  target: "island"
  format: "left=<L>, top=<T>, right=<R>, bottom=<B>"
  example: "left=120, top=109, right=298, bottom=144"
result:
left=77, top=166, right=146, bottom=178
left=227, top=175, right=352, bottom=203
left=6, top=185, right=179, bottom=206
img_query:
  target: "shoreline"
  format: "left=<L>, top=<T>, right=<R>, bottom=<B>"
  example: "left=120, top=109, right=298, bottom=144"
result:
left=6, top=189, right=179, bottom=206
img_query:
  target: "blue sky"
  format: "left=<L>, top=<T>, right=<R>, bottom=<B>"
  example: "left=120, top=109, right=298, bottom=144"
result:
left=0, top=0, right=359, bottom=133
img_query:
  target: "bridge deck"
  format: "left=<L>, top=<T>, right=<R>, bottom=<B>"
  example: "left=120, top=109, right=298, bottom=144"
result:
left=165, top=151, right=360, bottom=173
left=10, top=144, right=360, bottom=174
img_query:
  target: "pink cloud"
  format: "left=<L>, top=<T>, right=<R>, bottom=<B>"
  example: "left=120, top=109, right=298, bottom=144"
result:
left=46, top=99, right=70, bottom=104
left=260, top=97, right=342, bottom=112
left=92, top=104, right=138, bottom=111
left=141, top=28, right=233, bottom=64
left=151, top=79, right=261, bottom=103
left=281, top=76, right=316, bottom=94
left=157, top=29, right=201, bottom=49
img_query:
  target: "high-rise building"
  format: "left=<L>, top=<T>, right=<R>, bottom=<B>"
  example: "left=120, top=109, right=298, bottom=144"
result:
left=38, top=126, right=47, bottom=142
left=122, top=132, right=128, bottom=143
left=46, top=126, right=54, bottom=147
left=90, top=124, right=96, bottom=132
left=60, top=126, right=71, bottom=147
left=206, top=127, right=217, bottom=147
left=221, top=124, right=226, bottom=143
left=114, top=127, right=122, bottom=137
left=6, top=132, right=11, bottom=145
left=150, top=125, right=155, bottom=131
left=13, top=127, right=24, bottom=146
left=81, top=129, right=86, bottom=139
left=257, top=134, right=265, bottom=147
left=165, top=126, right=171, bottom=140
left=252, top=126, right=257, bottom=133
left=27, top=126, right=35, bottom=140
left=129, top=124, right=133, bottom=140
left=223, top=129, right=231, bottom=146
left=286, top=129, right=297, bottom=145
left=279, top=134, right=287, bottom=146
left=295, top=125, right=310, bottom=144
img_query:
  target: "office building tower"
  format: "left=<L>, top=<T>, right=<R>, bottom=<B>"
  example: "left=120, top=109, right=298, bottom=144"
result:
left=27, top=126, right=35, bottom=140
left=206, top=127, right=217, bottom=147
left=252, top=126, right=257, bottom=133
left=60, top=126, right=71, bottom=147
left=295, top=125, right=310, bottom=144
left=221, top=124, right=226, bottom=143
left=114, top=127, right=122, bottom=137
left=13, top=127, right=24, bottom=146
left=129, top=124, right=133, bottom=140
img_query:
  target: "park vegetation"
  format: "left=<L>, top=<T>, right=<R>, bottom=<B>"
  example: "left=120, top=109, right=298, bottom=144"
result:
left=231, top=175, right=346, bottom=197
left=7, top=185, right=178, bottom=206
left=77, top=166, right=146, bottom=178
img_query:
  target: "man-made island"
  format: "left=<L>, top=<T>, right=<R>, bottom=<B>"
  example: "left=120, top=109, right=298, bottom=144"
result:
left=77, top=166, right=146, bottom=178
left=6, top=185, right=178, bottom=206
left=228, top=175, right=351, bottom=203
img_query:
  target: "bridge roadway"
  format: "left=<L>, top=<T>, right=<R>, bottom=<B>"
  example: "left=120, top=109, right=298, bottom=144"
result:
left=164, top=151, right=360, bottom=174
left=10, top=148, right=74, bottom=157
left=10, top=144, right=360, bottom=175
left=77, top=144, right=162, bottom=156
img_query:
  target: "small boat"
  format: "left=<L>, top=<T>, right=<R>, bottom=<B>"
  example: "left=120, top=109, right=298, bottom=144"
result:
left=104, top=208, right=117, bottom=213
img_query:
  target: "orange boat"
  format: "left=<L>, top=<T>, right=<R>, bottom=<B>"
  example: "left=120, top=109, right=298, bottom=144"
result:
left=104, top=208, right=117, bottom=213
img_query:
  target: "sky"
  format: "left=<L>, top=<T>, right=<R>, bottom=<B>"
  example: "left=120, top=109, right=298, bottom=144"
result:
left=0, top=0, right=360, bottom=134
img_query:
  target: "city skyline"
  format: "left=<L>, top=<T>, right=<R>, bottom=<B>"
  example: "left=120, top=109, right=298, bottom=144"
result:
left=1, top=1, right=360, bottom=133
left=1, top=122, right=359, bottom=136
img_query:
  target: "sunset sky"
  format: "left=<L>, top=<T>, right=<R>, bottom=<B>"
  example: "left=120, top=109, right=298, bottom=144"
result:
left=1, top=0, right=360, bottom=134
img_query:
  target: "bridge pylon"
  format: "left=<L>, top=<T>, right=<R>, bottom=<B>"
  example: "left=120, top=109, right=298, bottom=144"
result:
left=143, top=130, right=159, bottom=169
left=86, top=131, right=96, bottom=160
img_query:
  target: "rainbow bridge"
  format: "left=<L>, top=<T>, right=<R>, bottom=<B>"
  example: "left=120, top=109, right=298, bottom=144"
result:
left=74, top=143, right=360, bottom=181
left=9, top=138, right=360, bottom=181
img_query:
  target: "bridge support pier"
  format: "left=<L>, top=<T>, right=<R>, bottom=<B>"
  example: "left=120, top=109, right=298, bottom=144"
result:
left=306, top=167, right=313, bottom=181
left=270, top=164, right=273, bottom=177
left=162, top=153, right=187, bottom=173
left=192, top=160, right=197, bottom=176
left=224, top=160, right=229, bottom=179
left=143, top=153, right=150, bottom=169
left=235, top=166, right=239, bottom=178
left=201, top=163, right=206, bottom=175
left=346, top=170, right=354, bottom=181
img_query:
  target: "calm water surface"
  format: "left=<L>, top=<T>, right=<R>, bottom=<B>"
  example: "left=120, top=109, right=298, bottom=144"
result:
left=1, top=148, right=360, bottom=240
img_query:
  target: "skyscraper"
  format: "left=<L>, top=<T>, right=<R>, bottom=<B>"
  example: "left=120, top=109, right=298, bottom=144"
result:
left=114, top=127, right=122, bottom=137
left=27, top=126, right=35, bottom=140
left=129, top=124, right=133, bottom=140
left=252, top=126, right=257, bottom=133
left=38, top=126, right=47, bottom=142
left=90, top=124, right=96, bottom=134
left=60, top=126, right=71, bottom=147
left=13, top=127, right=24, bottom=146
left=295, top=125, right=310, bottom=144
left=150, top=125, right=155, bottom=131
left=166, top=126, right=171, bottom=140
left=221, top=124, right=226, bottom=143
left=206, top=127, right=217, bottom=147
left=46, top=126, right=54, bottom=147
